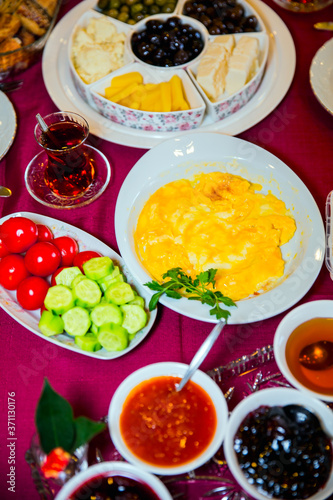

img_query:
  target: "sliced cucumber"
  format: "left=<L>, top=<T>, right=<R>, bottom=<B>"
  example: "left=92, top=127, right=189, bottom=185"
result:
left=39, top=310, right=64, bottom=337
left=120, top=304, right=147, bottom=334
left=71, top=274, right=86, bottom=288
left=128, top=295, right=145, bottom=307
left=44, top=285, right=75, bottom=315
left=62, top=307, right=91, bottom=337
left=55, top=267, right=83, bottom=287
left=98, top=273, right=124, bottom=293
left=90, top=323, right=99, bottom=335
left=75, top=332, right=102, bottom=352
left=73, top=278, right=102, bottom=308
left=105, top=282, right=135, bottom=305
left=90, top=302, right=123, bottom=327
left=83, top=256, right=114, bottom=281
left=98, top=323, right=129, bottom=351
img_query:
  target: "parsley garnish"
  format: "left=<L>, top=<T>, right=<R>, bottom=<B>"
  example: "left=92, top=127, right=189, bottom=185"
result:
left=144, top=267, right=236, bottom=321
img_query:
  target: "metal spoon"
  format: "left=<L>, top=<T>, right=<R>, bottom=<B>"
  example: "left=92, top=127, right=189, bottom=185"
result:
left=176, top=318, right=227, bottom=392
left=298, top=340, right=333, bottom=370
left=0, top=186, right=12, bottom=197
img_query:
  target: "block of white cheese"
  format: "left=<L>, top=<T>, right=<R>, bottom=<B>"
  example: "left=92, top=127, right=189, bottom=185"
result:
left=225, top=36, right=259, bottom=95
left=196, top=35, right=235, bottom=101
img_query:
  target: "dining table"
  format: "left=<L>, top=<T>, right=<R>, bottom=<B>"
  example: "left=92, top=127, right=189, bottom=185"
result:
left=0, top=0, right=333, bottom=498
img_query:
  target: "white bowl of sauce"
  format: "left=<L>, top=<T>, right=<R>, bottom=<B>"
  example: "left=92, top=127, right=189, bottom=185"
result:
left=274, top=300, right=333, bottom=402
left=108, top=361, right=228, bottom=475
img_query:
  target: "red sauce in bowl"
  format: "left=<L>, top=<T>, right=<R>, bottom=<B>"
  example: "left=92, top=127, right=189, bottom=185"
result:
left=120, top=376, right=217, bottom=467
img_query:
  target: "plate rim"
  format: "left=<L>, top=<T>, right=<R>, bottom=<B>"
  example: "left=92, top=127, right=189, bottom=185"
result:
left=42, top=0, right=296, bottom=149
left=310, top=38, right=333, bottom=116
left=0, top=91, right=17, bottom=161
left=0, top=212, right=157, bottom=360
left=115, top=132, right=325, bottom=324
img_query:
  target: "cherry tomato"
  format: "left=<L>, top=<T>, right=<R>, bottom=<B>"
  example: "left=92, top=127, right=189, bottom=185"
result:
left=53, top=236, right=79, bottom=267
left=16, top=276, right=49, bottom=310
left=73, top=250, right=102, bottom=273
left=24, top=242, right=61, bottom=277
left=37, top=224, right=54, bottom=242
left=0, top=254, right=30, bottom=290
left=0, top=236, right=10, bottom=258
left=51, top=267, right=68, bottom=286
left=0, top=217, right=38, bottom=253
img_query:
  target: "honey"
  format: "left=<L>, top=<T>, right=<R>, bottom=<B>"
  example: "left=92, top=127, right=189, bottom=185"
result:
left=285, top=317, right=333, bottom=395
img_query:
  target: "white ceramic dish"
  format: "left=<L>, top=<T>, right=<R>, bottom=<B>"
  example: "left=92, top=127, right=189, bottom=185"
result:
left=326, top=190, right=333, bottom=278
left=108, top=361, right=228, bottom=475
left=90, top=62, right=206, bottom=132
left=310, top=38, right=333, bottom=116
left=54, top=461, right=173, bottom=500
left=0, top=212, right=157, bottom=360
left=224, top=387, right=333, bottom=500
left=273, top=300, right=333, bottom=402
left=115, top=132, right=325, bottom=325
left=0, top=91, right=17, bottom=160
left=42, top=0, right=295, bottom=148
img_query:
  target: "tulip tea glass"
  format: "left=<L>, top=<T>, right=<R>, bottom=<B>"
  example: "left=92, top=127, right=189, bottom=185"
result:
left=34, top=112, right=95, bottom=198
left=272, top=0, right=333, bottom=12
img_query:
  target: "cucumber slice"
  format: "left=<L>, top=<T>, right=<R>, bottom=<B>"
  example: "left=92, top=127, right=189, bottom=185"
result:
left=55, top=267, right=83, bottom=287
left=90, top=323, right=99, bottom=335
left=62, top=307, right=91, bottom=337
left=83, top=256, right=114, bottom=281
left=120, top=304, right=147, bottom=334
left=128, top=295, right=145, bottom=307
left=75, top=332, right=102, bottom=352
left=71, top=274, right=86, bottom=289
left=98, top=273, right=124, bottom=293
left=44, top=285, right=75, bottom=315
left=98, top=324, right=129, bottom=351
left=39, top=310, right=64, bottom=337
left=90, top=302, right=123, bottom=327
left=105, top=282, right=135, bottom=305
left=73, top=278, right=102, bottom=309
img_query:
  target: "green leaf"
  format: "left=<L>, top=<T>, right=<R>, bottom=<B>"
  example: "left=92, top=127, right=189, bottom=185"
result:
left=149, top=292, right=162, bottom=311
left=165, top=290, right=182, bottom=299
left=144, top=280, right=163, bottom=292
left=72, top=417, right=106, bottom=453
left=35, top=379, right=75, bottom=454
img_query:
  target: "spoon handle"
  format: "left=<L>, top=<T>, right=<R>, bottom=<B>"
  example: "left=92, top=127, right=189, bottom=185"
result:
left=176, top=319, right=227, bottom=392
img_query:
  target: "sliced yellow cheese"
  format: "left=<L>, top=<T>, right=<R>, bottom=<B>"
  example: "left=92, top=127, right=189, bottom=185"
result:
left=225, top=36, right=259, bottom=95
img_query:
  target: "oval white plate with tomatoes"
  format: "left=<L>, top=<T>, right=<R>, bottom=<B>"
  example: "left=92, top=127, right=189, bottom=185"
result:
left=0, top=212, right=157, bottom=360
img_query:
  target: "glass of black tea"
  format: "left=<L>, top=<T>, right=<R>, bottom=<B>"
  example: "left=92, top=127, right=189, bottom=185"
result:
left=34, top=112, right=95, bottom=198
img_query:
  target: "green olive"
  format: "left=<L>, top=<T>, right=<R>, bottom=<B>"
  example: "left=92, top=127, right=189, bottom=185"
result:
left=128, top=18, right=136, bottom=24
left=131, top=2, right=144, bottom=13
left=107, top=8, right=119, bottom=17
left=155, top=0, right=167, bottom=6
left=110, top=0, right=121, bottom=8
left=133, top=11, right=145, bottom=21
left=120, top=4, right=129, bottom=11
left=162, top=3, right=174, bottom=12
left=149, top=4, right=160, bottom=14
left=143, top=0, right=154, bottom=5
left=118, top=11, right=129, bottom=21
left=126, top=0, right=139, bottom=5
left=97, top=0, right=109, bottom=9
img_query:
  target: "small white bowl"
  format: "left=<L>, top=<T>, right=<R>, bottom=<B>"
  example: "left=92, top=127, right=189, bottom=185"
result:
left=223, top=387, right=333, bottom=500
left=127, top=14, right=209, bottom=70
left=274, top=300, right=333, bottom=401
left=90, top=62, right=206, bottom=132
left=54, top=461, right=173, bottom=500
left=108, top=361, right=229, bottom=475
left=188, top=32, right=269, bottom=122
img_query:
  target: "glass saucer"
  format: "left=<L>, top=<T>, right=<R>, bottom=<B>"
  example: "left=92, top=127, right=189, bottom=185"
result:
left=24, top=144, right=111, bottom=209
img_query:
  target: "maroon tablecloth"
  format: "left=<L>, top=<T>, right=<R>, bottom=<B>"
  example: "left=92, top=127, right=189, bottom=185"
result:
left=0, top=0, right=332, bottom=497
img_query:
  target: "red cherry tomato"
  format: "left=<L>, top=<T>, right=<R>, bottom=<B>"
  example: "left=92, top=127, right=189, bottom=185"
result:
left=0, top=217, right=38, bottom=253
left=53, top=236, right=79, bottom=267
left=73, top=250, right=102, bottom=273
left=51, top=267, right=68, bottom=287
left=0, top=236, right=10, bottom=258
left=0, top=254, right=30, bottom=290
left=37, top=224, right=54, bottom=242
left=24, top=242, right=61, bottom=277
left=16, top=276, right=50, bottom=310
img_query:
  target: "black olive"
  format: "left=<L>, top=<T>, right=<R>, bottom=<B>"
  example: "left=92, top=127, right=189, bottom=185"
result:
left=173, top=49, right=189, bottom=65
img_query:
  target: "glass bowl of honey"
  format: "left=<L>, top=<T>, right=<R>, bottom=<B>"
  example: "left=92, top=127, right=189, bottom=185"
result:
left=273, top=300, right=333, bottom=402
left=108, top=361, right=229, bottom=475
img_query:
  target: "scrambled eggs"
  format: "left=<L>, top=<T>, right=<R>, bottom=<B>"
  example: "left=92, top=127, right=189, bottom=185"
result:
left=71, top=17, right=126, bottom=84
left=134, top=172, right=296, bottom=301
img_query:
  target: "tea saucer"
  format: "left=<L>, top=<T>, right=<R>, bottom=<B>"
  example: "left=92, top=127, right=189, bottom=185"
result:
left=0, top=92, right=17, bottom=160
left=24, top=145, right=111, bottom=209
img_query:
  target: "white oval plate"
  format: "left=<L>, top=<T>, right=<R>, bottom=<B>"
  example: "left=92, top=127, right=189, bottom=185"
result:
left=0, top=212, right=157, bottom=359
left=0, top=92, right=17, bottom=160
left=115, top=132, right=325, bottom=324
left=310, top=38, right=333, bottom=116
left=42, top=0, right=295, bottom=149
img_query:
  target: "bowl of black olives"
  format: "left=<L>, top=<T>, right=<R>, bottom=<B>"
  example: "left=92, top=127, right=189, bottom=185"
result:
left=128, top=14, right=209, bottom=69
left=224, top=387, right=333, bottom=500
